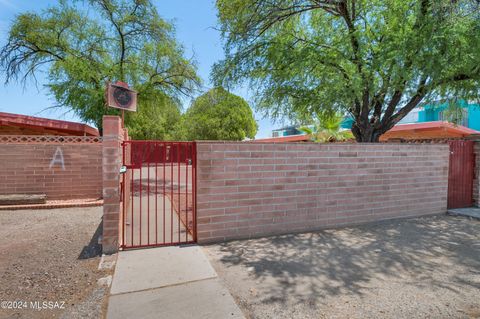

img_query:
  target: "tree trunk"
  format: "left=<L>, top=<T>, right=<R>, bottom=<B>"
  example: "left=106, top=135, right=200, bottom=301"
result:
left=351, top=122, right=381, bottom=143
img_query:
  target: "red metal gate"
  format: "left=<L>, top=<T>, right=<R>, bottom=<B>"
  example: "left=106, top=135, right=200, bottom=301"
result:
left=121, top=141, right=196, bottom=249
left=448, top=140, right=475, bottom=209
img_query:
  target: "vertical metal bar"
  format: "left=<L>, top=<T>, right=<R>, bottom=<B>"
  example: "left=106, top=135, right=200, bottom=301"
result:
left=457, top=142, right=461, bottom=207
left=155, top=142, right=158, bottom=245
left=147, top=142, right=151, bottom=246
left=457, top=142, right=460, bottom=207
left=465, top=142, right=469, bottom=205
left=121, top=142, right=125, bottom=248
left=171, top=143, right=174, bottom=243
left=450, top=141, right=454, bottom=208
left=131, top=146, right=134, bottom=247
left=460, top=142, right=463, bottom=207
left=448, top=141, right=452, bottom=208
left=163, top=142, right=166, bottom=244
left=472, top=142, right=475, bottom=204
left=178, top=143, right=181, bottom=243
left=465, top=142, right=473, bottom=206
left=185, top=143, right=189, bottom=242
left=471, top=141, right=475, bottom=205
left=461, top=142, right=464, bottom=206
left=193, top=142, right=197, bottom=242
left=449, top=141, right=453, bottom=208
left=139, top=143, right=142, bottom=246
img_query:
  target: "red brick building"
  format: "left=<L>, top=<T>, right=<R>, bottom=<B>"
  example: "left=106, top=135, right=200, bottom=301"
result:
left=0, top=112, right=102, bottom=201
left=0, top=112, right=99, bottom=136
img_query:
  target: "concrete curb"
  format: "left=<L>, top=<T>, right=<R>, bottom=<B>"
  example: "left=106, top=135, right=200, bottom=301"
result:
left=0, top=200, right=103, bottom=211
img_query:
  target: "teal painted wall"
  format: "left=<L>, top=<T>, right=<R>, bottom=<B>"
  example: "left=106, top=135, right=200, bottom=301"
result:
left=341, top=117, right=354, bottom=129
left=468, top=104, right=480, bottom=131
left=421, top=109, right=436, bottom=121
left=419, top=102, right=449, bottom=121
left=418, top=101, right=480, bottom=130
left=418, top=111, right=427, bottom=122
left=331, top=101, right=479, bottom=131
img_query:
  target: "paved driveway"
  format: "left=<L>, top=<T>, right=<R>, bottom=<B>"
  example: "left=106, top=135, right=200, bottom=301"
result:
left=205, top=215, right=480, bottom=319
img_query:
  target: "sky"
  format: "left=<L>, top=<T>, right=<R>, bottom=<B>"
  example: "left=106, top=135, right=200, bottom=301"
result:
left=0, top=0, right=278, bottom=138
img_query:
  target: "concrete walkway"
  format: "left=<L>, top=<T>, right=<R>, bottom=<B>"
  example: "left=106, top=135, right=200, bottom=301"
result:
left=124, top=194, right=190, bottom=246
left=447, top=207, right=480, bottom=220
left=106, top=245, right=244, bottom=319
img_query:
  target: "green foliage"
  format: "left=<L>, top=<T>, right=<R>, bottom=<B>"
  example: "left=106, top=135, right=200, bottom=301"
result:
left=299, top=112, right=353, bottom=143
left=439, top=99, right=469, bottom=126
left=0, top=0, right=199, bottom=131
left=174, top=87, right=257, bottom=140
left=213, top=0, right=480, bottom=142
left=126, top=91, right=181, bottom=140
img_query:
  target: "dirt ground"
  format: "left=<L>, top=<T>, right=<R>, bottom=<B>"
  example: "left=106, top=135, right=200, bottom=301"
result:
left=0, top=206, right=112, bottom=319
left=205, top=215, right=480, bottom=319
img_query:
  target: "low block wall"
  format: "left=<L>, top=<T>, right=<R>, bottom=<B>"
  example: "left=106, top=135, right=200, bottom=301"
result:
left=196, top=142, right=449, bottom=243
left=0, top=136, right=102, bottom=200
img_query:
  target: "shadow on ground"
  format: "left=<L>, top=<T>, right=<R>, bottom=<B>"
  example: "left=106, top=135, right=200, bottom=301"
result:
left=79, top=221, right=103, bottom=259
left=206, top=215, right=480, bottom=318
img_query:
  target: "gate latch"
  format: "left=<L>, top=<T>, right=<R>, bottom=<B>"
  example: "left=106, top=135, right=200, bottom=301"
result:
left=120, top=165, right=127, bottom=174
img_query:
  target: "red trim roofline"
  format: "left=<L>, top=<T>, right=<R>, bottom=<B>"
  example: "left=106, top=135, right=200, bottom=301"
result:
left=388, top=121, right=479, bottom=135
left=252, top=134, right=311, bottom=143
left=0, top=112, right=99, bottom=136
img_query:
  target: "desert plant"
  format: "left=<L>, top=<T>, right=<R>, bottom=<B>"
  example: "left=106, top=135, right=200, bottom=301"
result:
left=299, top=112, right=353, bottom=143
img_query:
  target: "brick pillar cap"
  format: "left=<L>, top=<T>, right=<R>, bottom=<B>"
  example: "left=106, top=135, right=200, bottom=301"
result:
left=103, top=115, right=122, bottom=120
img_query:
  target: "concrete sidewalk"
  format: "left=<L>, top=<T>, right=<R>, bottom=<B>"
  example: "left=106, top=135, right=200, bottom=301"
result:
left=447, top=207, right=480, bottom=220
left=106, top=245, right=244, bottom=319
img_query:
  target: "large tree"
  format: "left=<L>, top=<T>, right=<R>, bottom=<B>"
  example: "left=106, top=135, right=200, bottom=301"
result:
left=0, top=0, right=199, bottom=131
left=127, top=91, right=181, bottom=140
left=174, top=87, right=257, bottom=140
left=213, top=0, right=480, bottom=142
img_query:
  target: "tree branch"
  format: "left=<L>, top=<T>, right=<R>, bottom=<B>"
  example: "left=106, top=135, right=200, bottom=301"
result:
left=384, top=76, right=429, bottom=131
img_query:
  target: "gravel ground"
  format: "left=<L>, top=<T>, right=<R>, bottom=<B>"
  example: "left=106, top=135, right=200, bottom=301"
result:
left=205, top=215, right=480, bottom=319
left=0, top=207, right=112, bottom=319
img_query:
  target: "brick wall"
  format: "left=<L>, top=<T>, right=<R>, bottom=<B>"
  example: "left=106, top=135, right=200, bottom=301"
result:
left=0, top=138, right=102, bottom=199
left=196, top=142, right=449, bottom=243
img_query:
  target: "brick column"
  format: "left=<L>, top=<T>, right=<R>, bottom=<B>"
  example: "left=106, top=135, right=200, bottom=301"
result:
left=102, top=116, right=124, bottom=254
